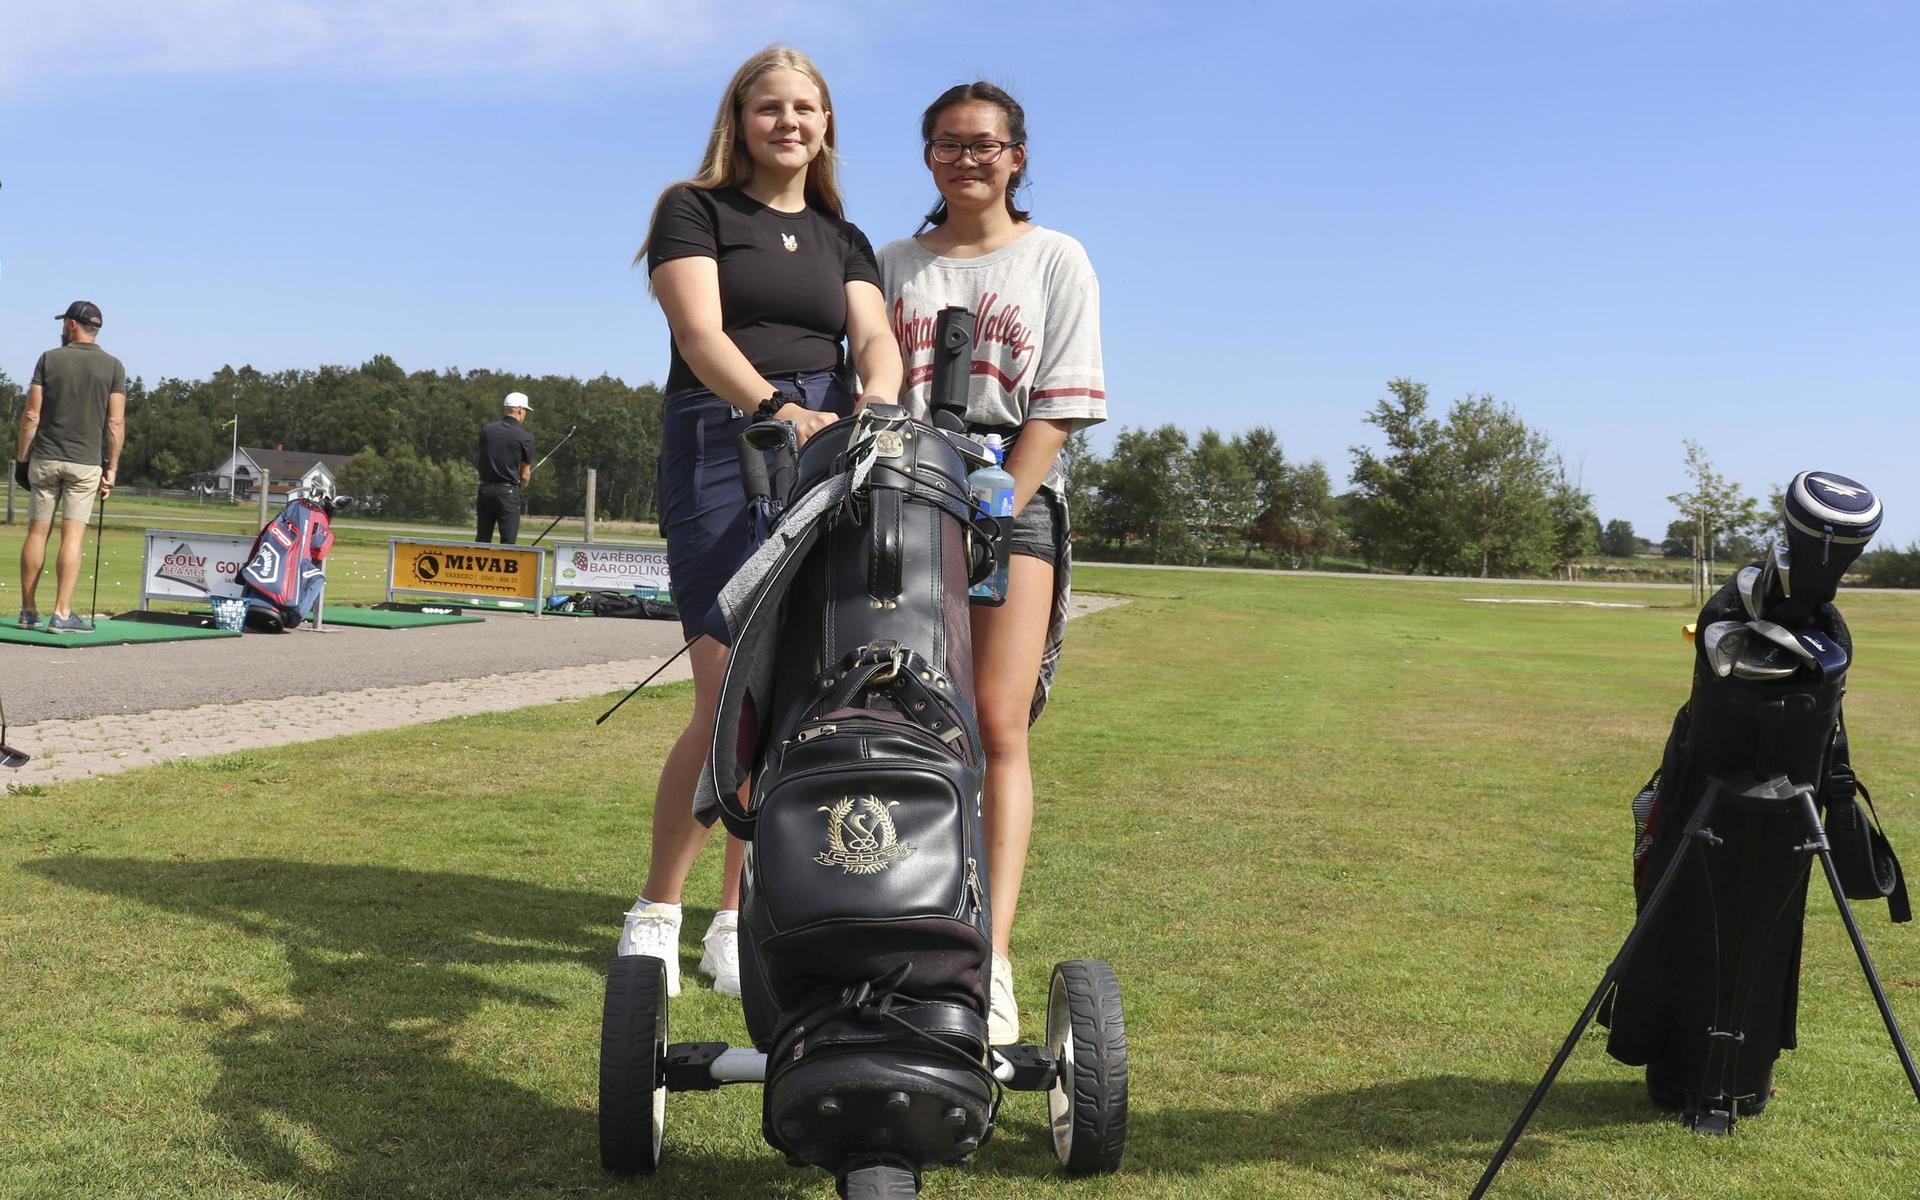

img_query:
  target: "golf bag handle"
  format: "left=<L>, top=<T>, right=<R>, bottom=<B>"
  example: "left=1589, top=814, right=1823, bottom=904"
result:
left=738, top=426, right=773, bottom=506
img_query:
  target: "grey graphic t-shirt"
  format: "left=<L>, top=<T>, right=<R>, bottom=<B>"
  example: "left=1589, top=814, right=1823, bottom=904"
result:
left=877, top=227, right=1106, bottom=496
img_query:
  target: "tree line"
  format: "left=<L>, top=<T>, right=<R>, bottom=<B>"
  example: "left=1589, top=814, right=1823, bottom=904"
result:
left=1, top=357, right=664, bottom=522
left=1, top=361, right=1912, bottom=585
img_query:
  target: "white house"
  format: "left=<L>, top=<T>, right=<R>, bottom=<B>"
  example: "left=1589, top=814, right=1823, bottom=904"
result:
left=207, top=446, right=354, bottom=498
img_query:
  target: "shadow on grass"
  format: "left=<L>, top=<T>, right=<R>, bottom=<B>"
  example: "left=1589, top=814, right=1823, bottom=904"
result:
left=975, top=1073, right=1653, bottom=1184
left=26, top=856, right=802, bottom=1199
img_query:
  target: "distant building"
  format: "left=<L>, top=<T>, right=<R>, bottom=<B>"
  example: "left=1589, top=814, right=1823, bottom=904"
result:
left=207, top=446, right=353, bottom=498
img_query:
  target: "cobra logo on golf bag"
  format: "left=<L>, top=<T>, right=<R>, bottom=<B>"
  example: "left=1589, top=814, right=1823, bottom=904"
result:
left=814, top=795, right=917, bottom=875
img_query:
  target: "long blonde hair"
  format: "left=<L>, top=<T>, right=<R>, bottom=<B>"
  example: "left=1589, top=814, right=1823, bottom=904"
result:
left=635, top=46, right=843, bottom=267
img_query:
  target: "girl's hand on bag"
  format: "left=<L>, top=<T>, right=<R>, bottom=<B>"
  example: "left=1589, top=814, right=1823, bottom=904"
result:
left=781, top=404, right=839, bottom=447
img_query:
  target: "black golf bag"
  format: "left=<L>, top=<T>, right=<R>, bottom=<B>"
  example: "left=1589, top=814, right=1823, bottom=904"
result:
left=1602, top=471, right=1908, bottom=1125
left=238, top=488, right=352, bottom=631
left=695, top=402, right=1002, bottom=1189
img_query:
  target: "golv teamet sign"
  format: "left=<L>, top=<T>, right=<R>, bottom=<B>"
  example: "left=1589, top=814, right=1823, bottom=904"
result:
left=140, top=530, right=254, bottom=605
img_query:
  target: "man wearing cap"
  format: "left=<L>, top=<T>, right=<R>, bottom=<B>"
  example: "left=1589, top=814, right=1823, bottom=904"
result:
left=474, top=391, right=534, bottom=543
left=14, top=301, right=127, bottom=633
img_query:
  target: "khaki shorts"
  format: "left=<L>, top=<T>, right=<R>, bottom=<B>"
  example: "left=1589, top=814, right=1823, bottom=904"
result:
left=27, top=459, right=103, bottom=525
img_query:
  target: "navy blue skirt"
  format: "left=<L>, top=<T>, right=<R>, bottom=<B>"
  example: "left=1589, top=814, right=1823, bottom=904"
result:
left=658, top=369, right=853, bottom=640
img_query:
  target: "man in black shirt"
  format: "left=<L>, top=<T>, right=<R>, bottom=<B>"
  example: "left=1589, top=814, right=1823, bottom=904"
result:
left=475, top=392, right=534, bottom=544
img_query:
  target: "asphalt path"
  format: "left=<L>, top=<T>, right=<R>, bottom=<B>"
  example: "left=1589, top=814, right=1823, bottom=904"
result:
left=3, top=610, right=688, bottom=723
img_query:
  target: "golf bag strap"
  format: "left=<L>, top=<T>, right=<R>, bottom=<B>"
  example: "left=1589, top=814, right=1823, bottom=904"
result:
left=1853, top=781, right=1910, bottom=924
left=1824, top=731, right=1910, bottom=922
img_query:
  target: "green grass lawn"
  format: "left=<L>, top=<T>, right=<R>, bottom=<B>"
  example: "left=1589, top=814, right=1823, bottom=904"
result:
left=0, top=494, right=664, bottom=615
left=3, top=568, right=1917, bottom=1198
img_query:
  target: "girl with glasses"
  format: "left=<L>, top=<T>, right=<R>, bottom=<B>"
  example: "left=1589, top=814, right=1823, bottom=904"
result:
left=618, top=46, right=902, bottom=999
left=877, top=82, right=1108, bottom=1045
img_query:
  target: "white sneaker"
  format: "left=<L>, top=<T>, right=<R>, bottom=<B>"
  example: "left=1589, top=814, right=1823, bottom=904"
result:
left=699, top=910, right=742, bottom=998
left=988, top=949, right=1019, bottom=1045
left=616, top=899, right=682, bottom=996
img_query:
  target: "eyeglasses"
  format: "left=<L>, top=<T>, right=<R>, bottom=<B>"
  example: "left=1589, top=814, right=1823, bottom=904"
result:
left=927, top=138, right=1022, bottom=165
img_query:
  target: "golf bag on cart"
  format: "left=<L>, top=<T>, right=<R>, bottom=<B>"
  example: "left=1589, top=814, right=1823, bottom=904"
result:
left=599, top=310, right=1128, bottom=1198
left=1600, top=470, right=1911, bottom=1130
left=237, top=485, right=353, bottom=632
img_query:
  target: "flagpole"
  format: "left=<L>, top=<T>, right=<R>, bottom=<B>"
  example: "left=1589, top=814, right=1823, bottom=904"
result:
left=229, top=415, right=238, bottom=502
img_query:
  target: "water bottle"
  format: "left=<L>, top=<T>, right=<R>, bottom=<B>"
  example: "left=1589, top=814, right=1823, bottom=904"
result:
left=967, top=434, right=1015, bottom=603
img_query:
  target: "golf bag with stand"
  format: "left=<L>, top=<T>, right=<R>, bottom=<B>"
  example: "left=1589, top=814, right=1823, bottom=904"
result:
left=599, top=309, right=1127, bottom=1198
left=1600, top=470, right=1910, bottom=1127
left=238, top=484, right=353, bottom=631
left=1471, top=470, right=1919, bottom=1198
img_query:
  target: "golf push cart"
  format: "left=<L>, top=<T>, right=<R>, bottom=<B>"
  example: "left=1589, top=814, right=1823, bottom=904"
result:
left=599, top=954, right=1127, bottom=1195
left=596, top=308, right=1128, bottom=1197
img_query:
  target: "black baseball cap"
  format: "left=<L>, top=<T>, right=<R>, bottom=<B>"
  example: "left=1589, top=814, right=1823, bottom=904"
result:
left=56, top=300, right=103, bottom=327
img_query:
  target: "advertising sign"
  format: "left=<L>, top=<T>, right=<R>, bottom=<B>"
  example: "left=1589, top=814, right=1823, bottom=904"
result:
left=140, top=530, right=254, bottom=607
left=551, top=542, right=671, bottom=595
left=388, top=538, right=546, bottom=610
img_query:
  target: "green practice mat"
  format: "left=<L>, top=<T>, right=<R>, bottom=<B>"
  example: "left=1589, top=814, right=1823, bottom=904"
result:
left=318, top=605, right=484, bottom=629
left=0, top=615, right=238, bottom=647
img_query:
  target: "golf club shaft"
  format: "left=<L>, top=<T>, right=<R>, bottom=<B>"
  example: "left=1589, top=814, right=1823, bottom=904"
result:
left=527, top=503, right=572, bottom=548
left=596, top=636, right=697, bottom=725
left=533, top=425, right=578, bottom=474
left=89, top=486, right=107, bottom=619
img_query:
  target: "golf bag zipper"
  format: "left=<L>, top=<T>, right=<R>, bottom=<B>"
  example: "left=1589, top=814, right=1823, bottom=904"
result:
left=966, top=857, right=983, bottom=918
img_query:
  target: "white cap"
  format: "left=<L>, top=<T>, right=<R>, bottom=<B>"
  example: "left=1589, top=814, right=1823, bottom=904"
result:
left=503, top=392, right=531, bottom=410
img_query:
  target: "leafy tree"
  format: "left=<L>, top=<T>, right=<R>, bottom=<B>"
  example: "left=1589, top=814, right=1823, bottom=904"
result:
left=1443, top=396, right=1557, bottom=577
left=1860, top=543, right=1920, bottom=589
left=1668, top=439, right=1761, bottom=588
left=1261, top=458, right=1340, bottom=567
left=1088, top=424, right=1193, bottom=563
left=1348, top=379, right=1454, bottom=573
left=1598, top=518, right=1638, bottom=557
left=1188, top=429, right=1256, bottom=564
left=1660, top=519, right=1695, bottom=558
left=1546, top=467, right=1599, bottom=577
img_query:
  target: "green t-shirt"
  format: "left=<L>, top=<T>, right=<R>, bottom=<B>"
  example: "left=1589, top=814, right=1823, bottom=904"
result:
left=28, top=343, right=126, bottom=466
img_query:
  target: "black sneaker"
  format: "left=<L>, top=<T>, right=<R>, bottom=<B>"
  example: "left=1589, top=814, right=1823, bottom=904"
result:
left=48, top=612, right=94, bottom=634
left=17, top=610, right=37, bottom=629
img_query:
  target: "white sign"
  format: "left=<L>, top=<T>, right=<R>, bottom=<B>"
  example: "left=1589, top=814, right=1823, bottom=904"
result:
left=552, top=542, right=671, bottom=594
left=141, top=530, right=254, bottom=605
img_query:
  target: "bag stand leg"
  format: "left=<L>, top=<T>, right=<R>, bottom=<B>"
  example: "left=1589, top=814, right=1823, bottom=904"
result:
left=1796, top=787, right=1920, bottom=1104
left=1467, top=783, right=1720, bottom=1200
left=1472, top=774, right=1920, bottom=1199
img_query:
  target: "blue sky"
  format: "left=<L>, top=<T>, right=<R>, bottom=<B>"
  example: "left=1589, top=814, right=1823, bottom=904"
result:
left=2, top=0, right=1915, bottom=545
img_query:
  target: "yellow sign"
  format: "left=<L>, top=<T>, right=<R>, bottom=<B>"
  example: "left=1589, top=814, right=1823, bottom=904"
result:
left=389, top=539, right=545, bottom=601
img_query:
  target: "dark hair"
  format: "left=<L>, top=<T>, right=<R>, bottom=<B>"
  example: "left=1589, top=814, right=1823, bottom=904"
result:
left=916, top=81, right=1030, bottom=233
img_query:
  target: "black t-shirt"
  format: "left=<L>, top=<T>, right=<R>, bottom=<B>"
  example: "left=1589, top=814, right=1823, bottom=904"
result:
left=475, top=418, right=534, bottom=485
left=646, top=185, right=882, bottom=393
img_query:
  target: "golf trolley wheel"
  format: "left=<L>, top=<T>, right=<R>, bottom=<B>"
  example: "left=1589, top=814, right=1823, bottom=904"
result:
left=599, top=954, right=669, bottom=1174
left=1046, top=959, right=1128, bottom=1175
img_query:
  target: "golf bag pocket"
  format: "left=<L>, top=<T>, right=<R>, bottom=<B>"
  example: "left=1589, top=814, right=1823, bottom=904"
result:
left=1826, top=774, right=1910, bottom=921
left=747, top=714, right=990, bottom=1017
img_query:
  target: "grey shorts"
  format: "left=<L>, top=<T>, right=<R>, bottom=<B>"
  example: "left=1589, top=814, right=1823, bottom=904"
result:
left=1009, top=489, right=1061, bottom=565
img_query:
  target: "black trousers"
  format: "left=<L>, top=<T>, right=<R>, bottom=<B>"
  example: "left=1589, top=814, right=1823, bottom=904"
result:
left=476, top=482, right=522, bottom=544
